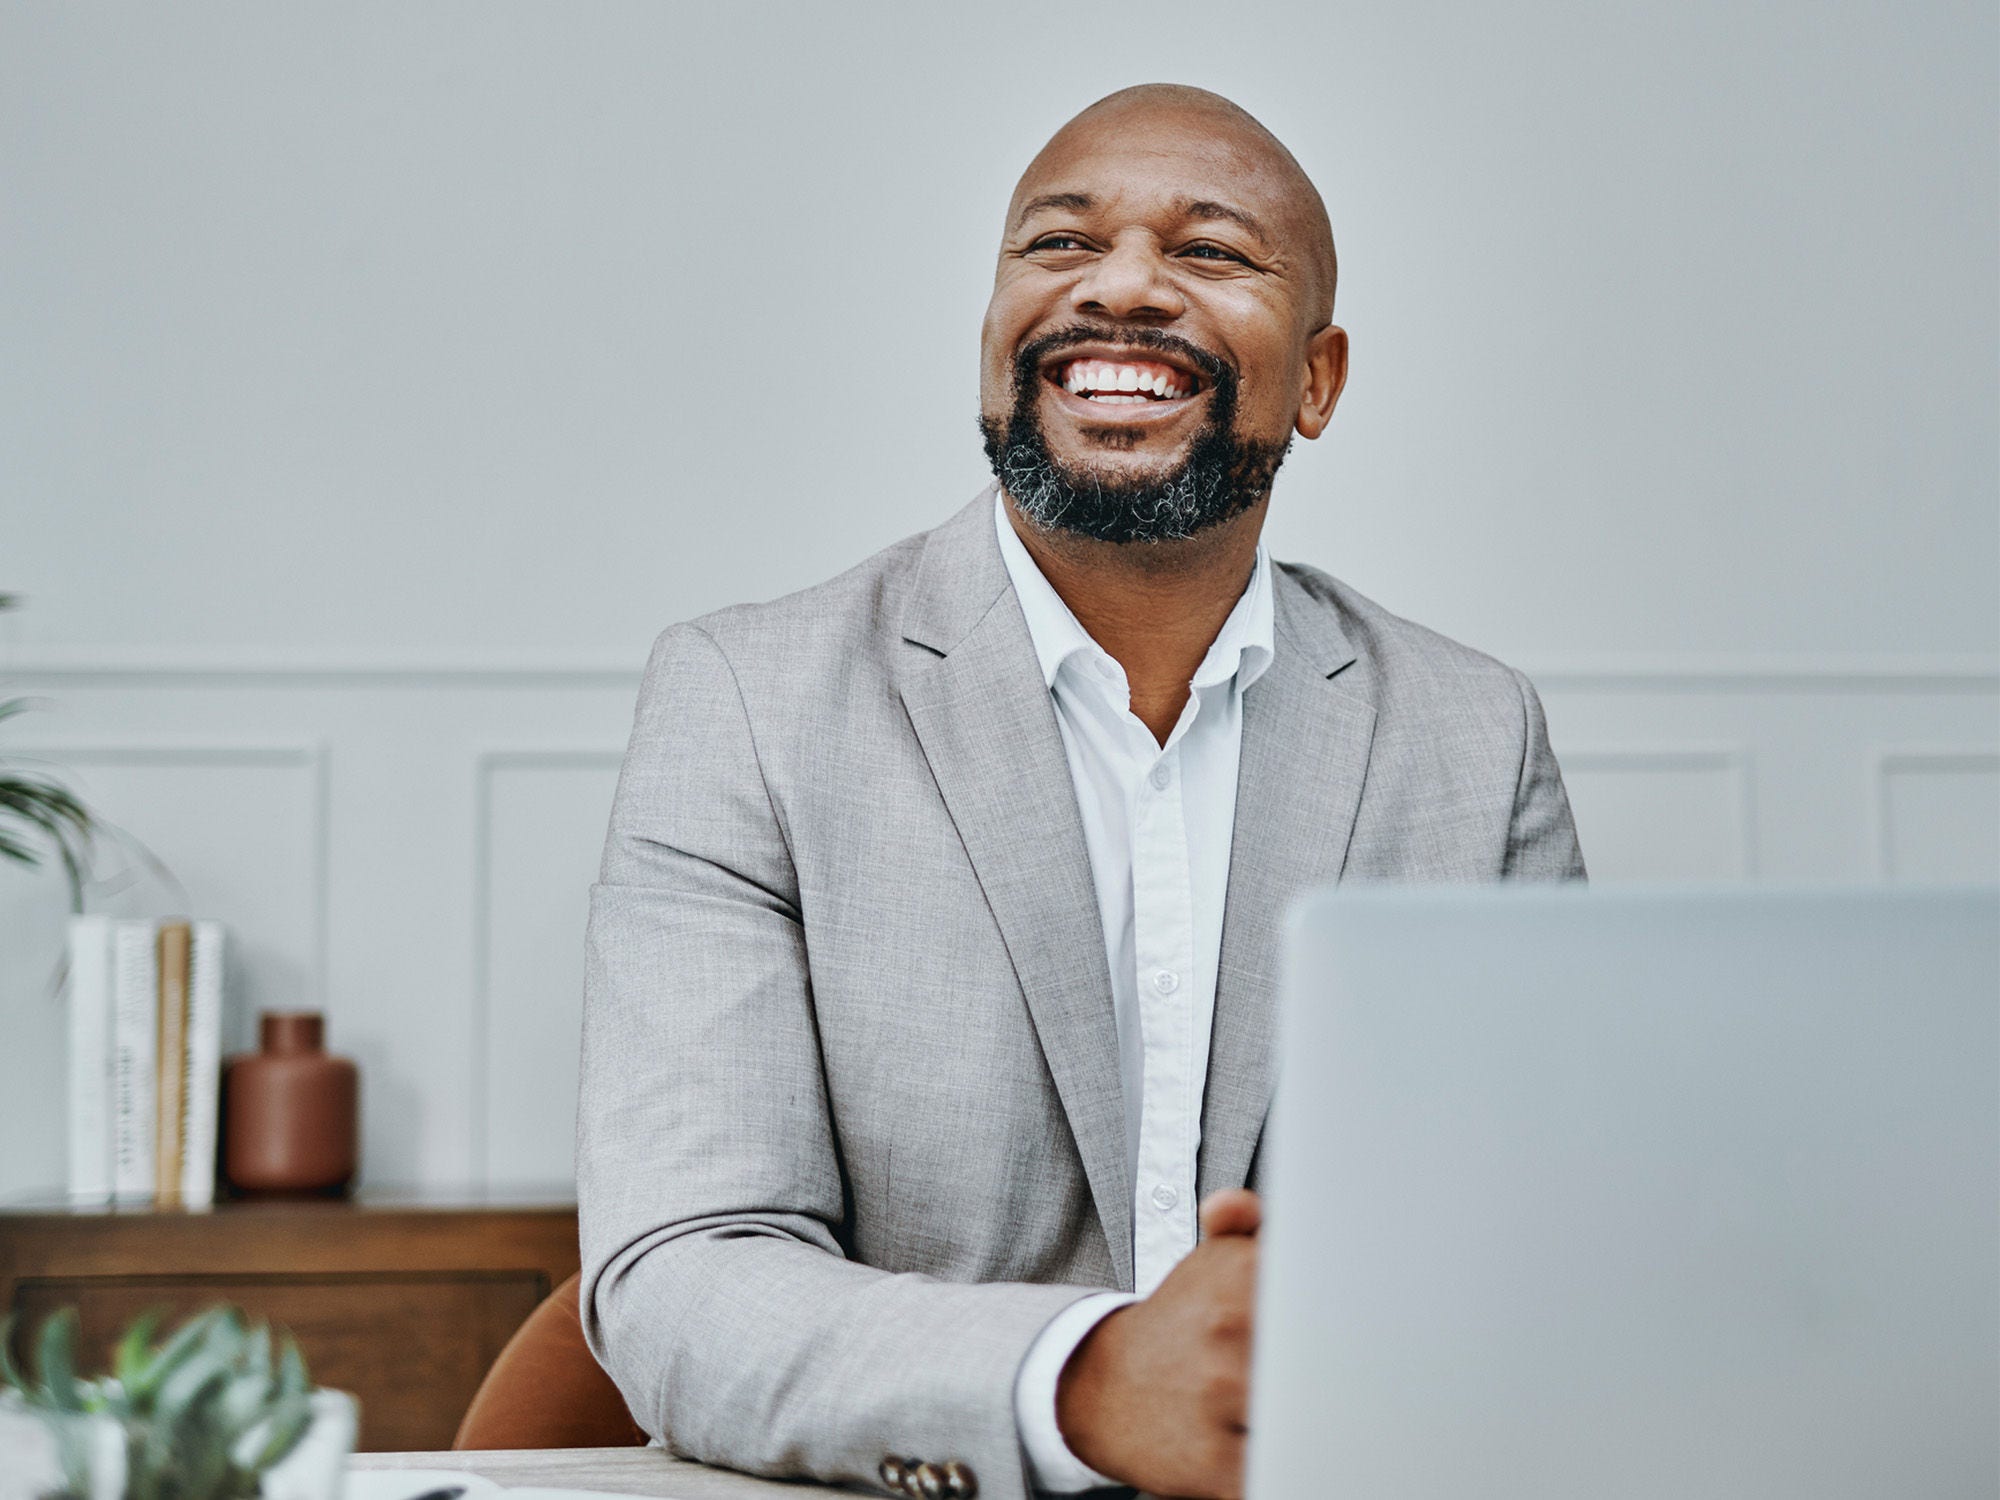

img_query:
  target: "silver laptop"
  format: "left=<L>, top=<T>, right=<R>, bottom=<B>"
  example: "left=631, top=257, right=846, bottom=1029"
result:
left=1249, top=887, right=1998, bottom=1499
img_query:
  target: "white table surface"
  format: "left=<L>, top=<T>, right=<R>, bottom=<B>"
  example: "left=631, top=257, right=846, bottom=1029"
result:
left=348, top=1447, right=854, bottom=1498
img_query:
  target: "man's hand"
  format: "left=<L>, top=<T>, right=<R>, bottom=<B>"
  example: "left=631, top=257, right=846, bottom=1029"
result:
left=1055, top=1189, right=1262, bottom=1499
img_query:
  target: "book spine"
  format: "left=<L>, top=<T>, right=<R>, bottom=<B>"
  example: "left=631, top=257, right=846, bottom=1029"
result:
left=65, top=916, right=115, bottom=1203
left=110, top=920, right=158, bottom=1203
left=180, top=921, right=225, bottom=1208
left=154, top=920, right=192, bottom=1207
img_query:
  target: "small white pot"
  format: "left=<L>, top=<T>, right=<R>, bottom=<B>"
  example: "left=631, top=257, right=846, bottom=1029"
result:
left=0, top=1395, right=123, bottom=1500
left=259, top=1390, right=358, bottom=1500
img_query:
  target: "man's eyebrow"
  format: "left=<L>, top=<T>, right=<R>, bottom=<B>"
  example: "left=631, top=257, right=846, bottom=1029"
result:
left=1009, top=190, right=1276, bottom=248
left=1176, top=197, right=1274, bottom=247
left=1011, top=191, right=1094, bottom=231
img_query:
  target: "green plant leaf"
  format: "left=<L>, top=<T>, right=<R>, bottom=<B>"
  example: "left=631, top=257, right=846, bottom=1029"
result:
left=0, top=699, right=100, bottom=914
left=273, top=1333, right=306, bottom=1405
left=245, top=1390, right=312, bottom=1473
left=214, top=1360, right=273, bottom=1441
left=0, top=1312, right=31, bottom=1400
left=241, top=1322, right=271, bottom=1387
left=133, top=1411, right=175, bottom=1500
left=112, top=1307, right=164, bottom=1393
left=129, top=1306, right=229, bottom=1406
left=154, top=1343, right=230, bottom=1429
left=184, top=1413, right=234, bottom=1496
left=36, top=1308, right=80, bottom=1411
left=0, top=777, right=89, bottom=819
left=0, top=785, right=93, bottom=855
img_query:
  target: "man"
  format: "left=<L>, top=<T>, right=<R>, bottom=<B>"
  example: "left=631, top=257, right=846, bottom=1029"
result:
left=579, top=83, right=1584, bottom=1500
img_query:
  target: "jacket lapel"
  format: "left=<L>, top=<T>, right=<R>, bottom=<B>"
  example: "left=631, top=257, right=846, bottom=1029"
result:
left=898, top=492, right=1134, bottom=1287
left=1199, top=567, right=1376, bottom=1199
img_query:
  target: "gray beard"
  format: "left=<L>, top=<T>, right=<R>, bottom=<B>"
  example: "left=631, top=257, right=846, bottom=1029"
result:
left=979, top=337, right=1290, bottom=544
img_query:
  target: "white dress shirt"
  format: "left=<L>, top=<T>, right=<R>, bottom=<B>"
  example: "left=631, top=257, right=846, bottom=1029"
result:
left=993, top=496, right=1275, bottom=1493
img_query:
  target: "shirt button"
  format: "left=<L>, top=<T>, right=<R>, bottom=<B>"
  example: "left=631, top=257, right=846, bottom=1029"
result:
left=1153, top=969, right=1180, bottom=996
left=1151, top=1184, right=1179, bottom=1212
left=1149, top=763, right=1172, bottom=790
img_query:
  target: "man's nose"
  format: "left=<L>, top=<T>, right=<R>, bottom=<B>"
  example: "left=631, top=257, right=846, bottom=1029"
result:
left=1069, top=240, right=1186, bottom=322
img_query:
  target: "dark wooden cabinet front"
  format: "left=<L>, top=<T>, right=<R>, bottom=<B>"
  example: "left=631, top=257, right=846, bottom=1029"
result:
left=0, top=1197, right=578, bottom=1452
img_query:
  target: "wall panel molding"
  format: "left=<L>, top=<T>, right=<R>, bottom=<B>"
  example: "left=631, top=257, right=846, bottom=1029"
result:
left=468, top=747, right=626, bottom=1187
left=1, top=652, right=643, bottom=687
left=4, top=674, right=1994, bottom=1198
left=1869, top=746, right=2000, bottom=881
left=7, top=738, right=332, bottom=1006
left=1558, top=743, right=1757, bottom=878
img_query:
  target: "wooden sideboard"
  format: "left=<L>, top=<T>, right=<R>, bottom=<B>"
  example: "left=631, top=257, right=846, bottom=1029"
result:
left=0, top=1194, right=578, bottom=1452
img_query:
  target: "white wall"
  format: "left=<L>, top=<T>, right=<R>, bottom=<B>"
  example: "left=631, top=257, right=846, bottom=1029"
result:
left=3, top=1, right=1995, bottom=1200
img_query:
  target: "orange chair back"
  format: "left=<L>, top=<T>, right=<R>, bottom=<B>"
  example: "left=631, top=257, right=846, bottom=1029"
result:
left=454, top=1270, right=649, bottom=1450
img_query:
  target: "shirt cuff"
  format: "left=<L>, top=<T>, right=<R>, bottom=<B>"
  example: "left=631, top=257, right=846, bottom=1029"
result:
left=1013, top=1290, right=1138, bottom=1494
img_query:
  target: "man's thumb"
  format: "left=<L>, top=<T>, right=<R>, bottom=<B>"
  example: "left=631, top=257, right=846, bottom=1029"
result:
left=1199, top=1187, right=1262, bottom=1239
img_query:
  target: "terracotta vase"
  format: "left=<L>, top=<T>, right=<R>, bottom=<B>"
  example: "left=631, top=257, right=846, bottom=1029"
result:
left=222, top=1012, right=359, bottom=1196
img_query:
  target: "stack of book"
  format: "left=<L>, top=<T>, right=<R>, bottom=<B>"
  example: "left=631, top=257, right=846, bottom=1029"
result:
left=65, top=916, right=228, bottom=1208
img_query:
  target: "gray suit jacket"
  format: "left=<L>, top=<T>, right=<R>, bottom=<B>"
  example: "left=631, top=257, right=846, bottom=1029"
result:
left=577, top=487, right=1585, bottom=1498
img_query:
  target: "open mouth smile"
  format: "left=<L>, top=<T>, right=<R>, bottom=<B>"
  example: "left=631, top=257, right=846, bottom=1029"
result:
left=1038, top=351, right=1208, bottom=417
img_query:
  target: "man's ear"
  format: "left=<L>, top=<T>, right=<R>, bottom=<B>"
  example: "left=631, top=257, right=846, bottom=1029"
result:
left=1295, top=324, right=1349, bottom=440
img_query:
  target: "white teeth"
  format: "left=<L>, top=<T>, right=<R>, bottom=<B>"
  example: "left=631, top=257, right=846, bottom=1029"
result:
left=1056, top=358, right=1195, bottom=401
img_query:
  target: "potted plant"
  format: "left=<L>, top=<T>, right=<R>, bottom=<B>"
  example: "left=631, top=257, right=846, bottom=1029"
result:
left=1, top=592, right=182, bottom=996
left=0, top=1306, right=357, bottom=1500
left=0, top=595, right=95, bottom=916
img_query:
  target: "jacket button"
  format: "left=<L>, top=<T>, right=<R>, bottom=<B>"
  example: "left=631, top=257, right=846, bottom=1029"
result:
left=878, top=1456, right=907, bottom=1492
left=942, top=1459, right=978, bottom=1498
left=911, top=1462, right=946, bottom=1500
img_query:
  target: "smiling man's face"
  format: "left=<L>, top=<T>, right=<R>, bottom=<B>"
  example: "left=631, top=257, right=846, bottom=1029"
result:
left=979, top=87, right=1347, bottom=544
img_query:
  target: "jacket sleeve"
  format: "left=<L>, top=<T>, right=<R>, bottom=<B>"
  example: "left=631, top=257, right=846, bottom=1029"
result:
left=576, top=623, right=1093, bottom=1499
left=1502, top=667, right=1588, bottom=880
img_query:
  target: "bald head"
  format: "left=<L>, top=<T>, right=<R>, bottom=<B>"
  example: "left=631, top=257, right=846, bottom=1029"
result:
left=1010, top=83, right=1338, bottom=324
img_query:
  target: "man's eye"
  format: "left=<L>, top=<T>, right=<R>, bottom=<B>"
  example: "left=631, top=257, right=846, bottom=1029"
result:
left=1181, top=243, right=1246, bottom=263
left=1028, top=234, right=1089, bottom=252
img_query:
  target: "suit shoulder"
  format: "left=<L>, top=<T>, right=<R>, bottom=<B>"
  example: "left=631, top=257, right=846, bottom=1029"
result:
left=650, top=526, right=932, bottom=676
left=1275, top=559, right=1532, bottom=698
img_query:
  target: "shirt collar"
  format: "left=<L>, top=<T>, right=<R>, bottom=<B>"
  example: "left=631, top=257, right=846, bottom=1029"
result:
left=993, top=493, right=1275, bottom=695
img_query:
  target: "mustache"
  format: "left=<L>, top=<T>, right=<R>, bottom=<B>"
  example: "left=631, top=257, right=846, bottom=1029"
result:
left=1009, top=323, right=1234, bottom=390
